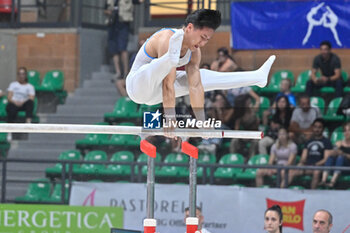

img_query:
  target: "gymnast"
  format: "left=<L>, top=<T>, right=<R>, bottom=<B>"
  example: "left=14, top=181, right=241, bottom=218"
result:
left=126, top=9, right=275, bottom=129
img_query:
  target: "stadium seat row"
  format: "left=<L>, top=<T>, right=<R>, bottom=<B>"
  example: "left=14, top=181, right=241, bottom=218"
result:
left=15, top=179, right=69, bottom=203
left=27, top=69, right=67, bottom=104
left=256, top=69, right=349, bottom=94
left=104, top=97, right=161, bottom=123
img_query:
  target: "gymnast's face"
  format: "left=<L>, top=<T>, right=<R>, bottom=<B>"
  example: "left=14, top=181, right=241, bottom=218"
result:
left=184, top=23, right=214, bottom=51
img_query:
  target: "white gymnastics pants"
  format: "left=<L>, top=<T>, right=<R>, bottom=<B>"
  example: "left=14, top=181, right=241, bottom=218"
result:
left=126, top=54, right=275, bottom=106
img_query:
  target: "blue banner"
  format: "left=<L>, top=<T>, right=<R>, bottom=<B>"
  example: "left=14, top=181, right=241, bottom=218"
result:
left=230, top=0, right=350, bottom=49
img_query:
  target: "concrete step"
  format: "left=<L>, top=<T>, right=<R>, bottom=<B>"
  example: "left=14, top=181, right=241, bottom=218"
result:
left=100, top=65, right=112, bottom=73
left=65, top=96, right=117, bottom=105
left=83, top=79, right=115, bottom=88
left=8, top=148, right=65, bottom=159
left=5, top=185, right=29, bottom=200
left=78, top=85, right=117, bottom=92
left=74, top=88, right=117, bottom=97
left=92, top=71, right=114, bottom=80
left=15, top=140, right=75, bottom=150
left=6, top=170, right=48, bottom=181
left=7, top=162, right=56, bottom=171
left=28, top=133, right=82, bottom=142
left=86, top=77, right=114, bottom=83
left=56, top=105, right=112, bottom=115
left=4, top=182, right=28, bottom=190
left=76, top=86, right=117, bottom=92
left=40, top=115, right=104, bottom=124
left=73, top=93, right=118, bottom=100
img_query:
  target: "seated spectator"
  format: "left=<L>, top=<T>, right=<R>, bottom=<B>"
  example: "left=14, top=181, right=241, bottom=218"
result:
left=263, top=95, right=293, bottom=128
left=197, top=137, right=223, bottom=156
left=232, top=94, right=260, bottom=130
left=207, top=93, right=234, bottom=129
left=286, top=119, right=332, bottom=189
left=261, top=96, right=293, bottom=154
left=320, top=122, right=350, bottom=188
left=210, top=47, right=240, bottom=72
left=289, top=94, right=322, bottom=144
left=230, top=94, right=259, bottom=158
left=306, top=40, right=343, bottom=98
left=337, top=94, right=350, bottom=117
left=256, top=128, right=297, bottom=187
left=226, top=86, right=260, bottom=109
left=258, top=119, right=281, bottom=155
left=274, top=78, right=296, bottom=107
left=6, top=67, right=35, bottom=123
left=263, top=79, right=295, bottom=125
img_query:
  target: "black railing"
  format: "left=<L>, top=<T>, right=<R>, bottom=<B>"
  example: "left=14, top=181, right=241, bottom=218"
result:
left=0, top=0, right=107, bottom=28
left=0, top=0, right=73, bottom=28
left=0, top=0, right=258, bottom=29
left=1, top=157, right=350, bottom=204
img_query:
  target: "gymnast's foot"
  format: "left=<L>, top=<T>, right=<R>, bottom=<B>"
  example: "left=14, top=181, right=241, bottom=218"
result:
left=256, top=55, right=276, bottom=88
left=168, top=29, right=184, bottom=66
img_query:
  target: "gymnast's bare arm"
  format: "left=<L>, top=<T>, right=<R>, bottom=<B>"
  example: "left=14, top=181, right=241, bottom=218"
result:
left=185, top=48, right=206, bottom=121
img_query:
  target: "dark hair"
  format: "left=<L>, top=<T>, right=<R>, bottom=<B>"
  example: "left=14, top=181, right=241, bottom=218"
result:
left=185, top=9, right=221, bottom=30
left=217, top=47, right=235, bottom=62
left=185, top=206, right=202, bottom=213
left=270, top=118, right=280, bottom=125
left=217, top=47, right=229, bottom=56
left=276, top=95, right=290, bottom=112
left=275, top=95, right=292, bottom=128
left=320, top=40, right=332, bottom=49
left=233, top=94, right=251, bottom=119
left=18, top=67, right=28, bottom=83
left=312, top=118, right=325, bottom=128
left=298, top=94, right=310, bottom=101
left=214, top=92, right=231, bottom=108
left=265, top=205, right=283, bottom=233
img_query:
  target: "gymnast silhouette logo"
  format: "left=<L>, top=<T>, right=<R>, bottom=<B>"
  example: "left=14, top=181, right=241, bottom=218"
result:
left=143, top=110, right=162, bottom=129
left=302, top=2, right=342, bottom=46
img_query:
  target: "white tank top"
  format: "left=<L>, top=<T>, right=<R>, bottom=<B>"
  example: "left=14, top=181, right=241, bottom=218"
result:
left=130, top=28, right=192, bottom=72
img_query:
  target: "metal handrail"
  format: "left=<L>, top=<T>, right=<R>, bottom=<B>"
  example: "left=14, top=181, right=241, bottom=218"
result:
left=0, top=0, right=239, bottom=29
left=1, top=157, right=350, bottom=203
